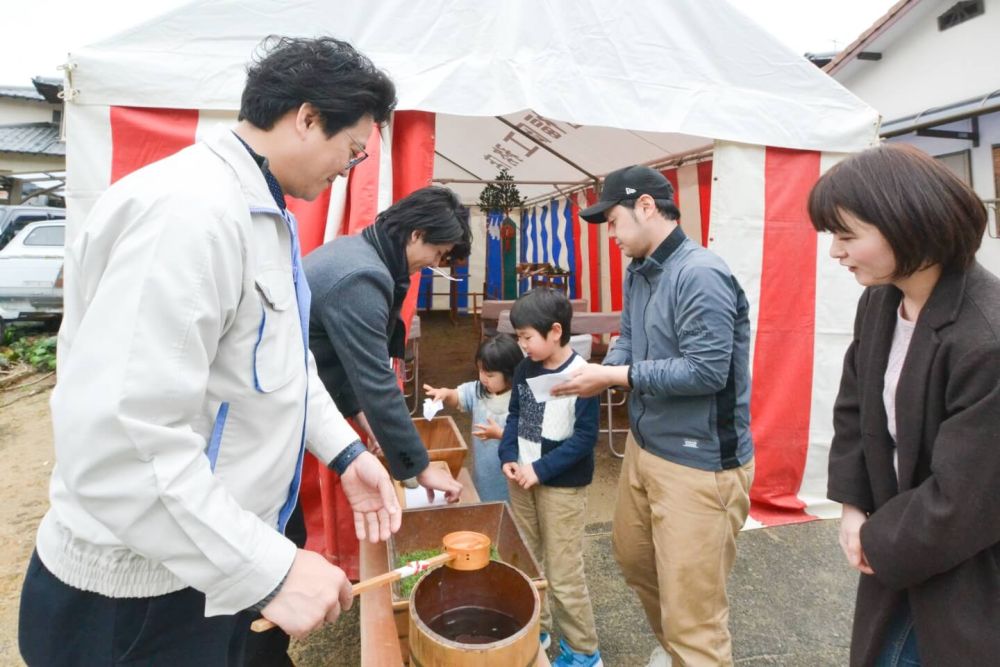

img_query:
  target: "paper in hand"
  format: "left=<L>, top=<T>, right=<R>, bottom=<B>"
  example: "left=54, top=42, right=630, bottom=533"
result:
left=403, top=485, right=447, bottom=508
left=526, top=370, right=576, bottom=402
left=423, top=397, right=444, bottom=421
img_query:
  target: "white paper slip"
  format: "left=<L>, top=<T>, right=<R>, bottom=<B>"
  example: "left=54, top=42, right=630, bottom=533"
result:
left=423, top=398, right=444, bottom=421
left=404, top=485, right=448, bottom=508
left=526, top=370, right=576, bottom=402
left=427, top=265, right=463, bottom=281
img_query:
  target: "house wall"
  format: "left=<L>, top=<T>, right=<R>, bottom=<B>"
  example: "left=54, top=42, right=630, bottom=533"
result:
left=833, top=0, right=1000, bottom=274
left=886, top=112, right=1000, bottom=272
left=837, top=0, right=1000, bottom=121
left=0, top=98, right=55, bottom=125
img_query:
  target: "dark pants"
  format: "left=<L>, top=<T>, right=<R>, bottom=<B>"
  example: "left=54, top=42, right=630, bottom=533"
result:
left=19, top=551, right=254, bottom=666
left=243, top=501, right=307, bottom=667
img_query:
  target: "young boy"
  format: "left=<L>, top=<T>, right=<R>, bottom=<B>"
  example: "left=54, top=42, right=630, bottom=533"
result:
left=499, top=287, right=603, bottom=667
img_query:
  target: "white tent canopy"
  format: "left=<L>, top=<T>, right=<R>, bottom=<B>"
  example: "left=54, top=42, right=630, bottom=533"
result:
left=66, top=0, right=878, bottom=203
left=62, top=0, right=880, bottom=526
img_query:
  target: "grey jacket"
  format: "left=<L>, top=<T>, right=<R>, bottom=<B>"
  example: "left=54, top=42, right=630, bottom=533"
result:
left=304, top=234, right=428, bottom=480
left=604, top=226, right=753, bottom=471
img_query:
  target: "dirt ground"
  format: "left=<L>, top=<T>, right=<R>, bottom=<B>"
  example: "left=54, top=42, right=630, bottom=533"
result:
left=0, top=313, right=854, bottom=666
left=0, top=367, right=56, bottom=665
left=0, top=311, right=623, bottom=665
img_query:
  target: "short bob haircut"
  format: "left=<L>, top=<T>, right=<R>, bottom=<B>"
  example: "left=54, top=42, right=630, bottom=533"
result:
left=240, top=36, right=397, bottom=136
left=510, top=287, right=573, bottom=345
left=808, top=143, right=986, bottom=278
left=375, top=186, right=472, bottom=261
left=475, top=334, right=523, bottom=398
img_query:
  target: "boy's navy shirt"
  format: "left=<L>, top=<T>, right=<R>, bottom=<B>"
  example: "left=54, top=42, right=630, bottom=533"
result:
left=499, top=351, right=599, bottom=487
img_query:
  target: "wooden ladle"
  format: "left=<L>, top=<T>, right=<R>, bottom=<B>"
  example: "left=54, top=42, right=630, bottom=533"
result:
left=251, top=530, right=492, bottom=632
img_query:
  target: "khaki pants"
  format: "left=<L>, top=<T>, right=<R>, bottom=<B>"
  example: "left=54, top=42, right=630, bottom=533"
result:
left=613, top=433, right=753, bottom=667
left=508, top=481, right=599, bottom=654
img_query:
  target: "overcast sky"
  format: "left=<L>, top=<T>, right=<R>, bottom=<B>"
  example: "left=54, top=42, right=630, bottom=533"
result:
left=0, top=0, right=898, bottom=86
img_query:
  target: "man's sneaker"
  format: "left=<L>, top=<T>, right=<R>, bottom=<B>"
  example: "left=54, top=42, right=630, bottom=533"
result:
left=553, top=638, right=604, bottom=667
left=540, top=632, right=552, bottom=650
left=646, top=645, right=671, bottom=667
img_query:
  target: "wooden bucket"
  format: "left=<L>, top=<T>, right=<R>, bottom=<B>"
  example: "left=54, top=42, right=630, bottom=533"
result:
left=408, top=561, right=540, bottom=666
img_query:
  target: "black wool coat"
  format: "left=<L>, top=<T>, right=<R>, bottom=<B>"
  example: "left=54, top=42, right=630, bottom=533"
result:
left=827, top=263, right=1000, bottom=666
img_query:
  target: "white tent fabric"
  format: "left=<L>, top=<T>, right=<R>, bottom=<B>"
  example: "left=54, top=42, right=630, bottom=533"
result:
left=66, top=0, right=878, bottom=204
left=61, top=0, right=881, bottom=526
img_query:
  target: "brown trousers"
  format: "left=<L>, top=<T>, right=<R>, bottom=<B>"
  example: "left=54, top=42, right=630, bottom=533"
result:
left=508, top=481, right=599, bottom=654
left=613, top=433, right=753, bottom=667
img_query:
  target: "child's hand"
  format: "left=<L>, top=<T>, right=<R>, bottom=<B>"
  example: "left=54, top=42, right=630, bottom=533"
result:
left=502, top=462, right=520, bottom=480
left=422, top=384, right=458, bottom=409
left=472, top=417, right=503, bottom=440
left=423, top=384, right=447, bottom=402
left=514, top=463, right=539, bottom=490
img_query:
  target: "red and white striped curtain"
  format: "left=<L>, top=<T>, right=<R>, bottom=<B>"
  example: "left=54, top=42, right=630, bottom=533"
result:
left=69, top=106, right=860, bottom=553
left=711, top=142, right=860, bottom=527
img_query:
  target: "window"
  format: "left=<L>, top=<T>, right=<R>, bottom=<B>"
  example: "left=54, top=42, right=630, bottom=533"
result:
left=23, top=225, right=65, bottom=247
left=934, top=150, right=972, bottom=187
left=11, top=213, right=49, bottom=227
left=0, top=214, right=63, bottom=249
left=992, top=145, right=1000, bottom=198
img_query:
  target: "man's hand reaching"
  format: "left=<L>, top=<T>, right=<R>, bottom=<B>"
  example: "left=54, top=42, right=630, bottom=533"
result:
left=339, top=451, right=401, bottom=543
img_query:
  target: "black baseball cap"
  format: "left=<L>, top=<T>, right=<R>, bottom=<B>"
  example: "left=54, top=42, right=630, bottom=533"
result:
left=580, top=165, right=675, bottom=223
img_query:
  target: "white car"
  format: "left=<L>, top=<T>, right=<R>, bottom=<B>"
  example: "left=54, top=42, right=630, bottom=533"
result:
left=0, top=220, right=65, bottom=336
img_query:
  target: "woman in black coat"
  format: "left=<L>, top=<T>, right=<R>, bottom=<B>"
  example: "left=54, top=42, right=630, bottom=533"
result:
left=808, top=144, right=1000, bottom=666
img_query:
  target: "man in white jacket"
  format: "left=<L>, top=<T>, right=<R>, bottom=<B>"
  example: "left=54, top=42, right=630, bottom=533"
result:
left=19, top=37, right=402, bottom=666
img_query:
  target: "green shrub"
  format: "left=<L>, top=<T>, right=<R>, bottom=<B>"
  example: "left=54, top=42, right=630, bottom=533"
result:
left=7, top=334, right=57, bottom=372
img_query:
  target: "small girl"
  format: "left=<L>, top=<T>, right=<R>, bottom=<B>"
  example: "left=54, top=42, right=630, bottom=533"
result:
left=423, top=334, right=522, bottom=502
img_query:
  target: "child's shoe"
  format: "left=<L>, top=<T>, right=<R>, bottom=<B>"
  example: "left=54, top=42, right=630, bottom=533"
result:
left=646, top=645, right=671, bottom=667
left=552, top=638, right=603, bottom=667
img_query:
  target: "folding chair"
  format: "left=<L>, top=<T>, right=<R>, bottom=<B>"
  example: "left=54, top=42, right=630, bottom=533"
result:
left=480, top=299, right=517, bottom=340
left=484, top=298, right=589, bottom=340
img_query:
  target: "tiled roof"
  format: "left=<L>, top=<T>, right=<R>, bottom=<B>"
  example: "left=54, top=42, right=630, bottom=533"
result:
left=824, top=0, right=917, bottom=75
left=0, top=122, right=64, bottom=156
left=0, top=86, right=45, bottom=102
left=32, top=77, right=64, bottom=104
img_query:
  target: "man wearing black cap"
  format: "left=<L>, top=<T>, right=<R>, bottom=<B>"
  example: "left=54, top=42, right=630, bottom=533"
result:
left=553, top=165, right=755, bottom=667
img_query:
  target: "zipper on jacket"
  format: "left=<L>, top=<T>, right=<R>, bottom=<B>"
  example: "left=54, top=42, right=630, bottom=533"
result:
left=634, top=271, right=654, bottom=445
left=249, top=203, right=310, bottom=532
left=206, top=402, right=230, bottom=471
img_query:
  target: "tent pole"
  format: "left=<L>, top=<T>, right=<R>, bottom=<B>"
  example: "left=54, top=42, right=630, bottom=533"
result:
left=641, top=146, right=714, bottom=171
left=435, top=178, right=591, bottom=186
left=495, top=117, right=597, bottom=180
left=434, top=151, right=484, bottom=180
left=518, top=148, right=713, bottom=208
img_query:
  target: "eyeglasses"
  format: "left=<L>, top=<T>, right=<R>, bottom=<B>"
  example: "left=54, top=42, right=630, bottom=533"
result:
left=344, top=130, right=368, bottom=171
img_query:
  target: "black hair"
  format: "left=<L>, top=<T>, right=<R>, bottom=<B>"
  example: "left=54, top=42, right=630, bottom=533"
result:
left=619, top=197, right=680, bottom=221
left=510, top=287, right=572, bottom=345
left=375, top=186, right=472, bottom=260
left=808, top=143, right=986, bottom=278
left=475, top=334, right=522, bottom=398
left=239, top=36, right=397, bottom=136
